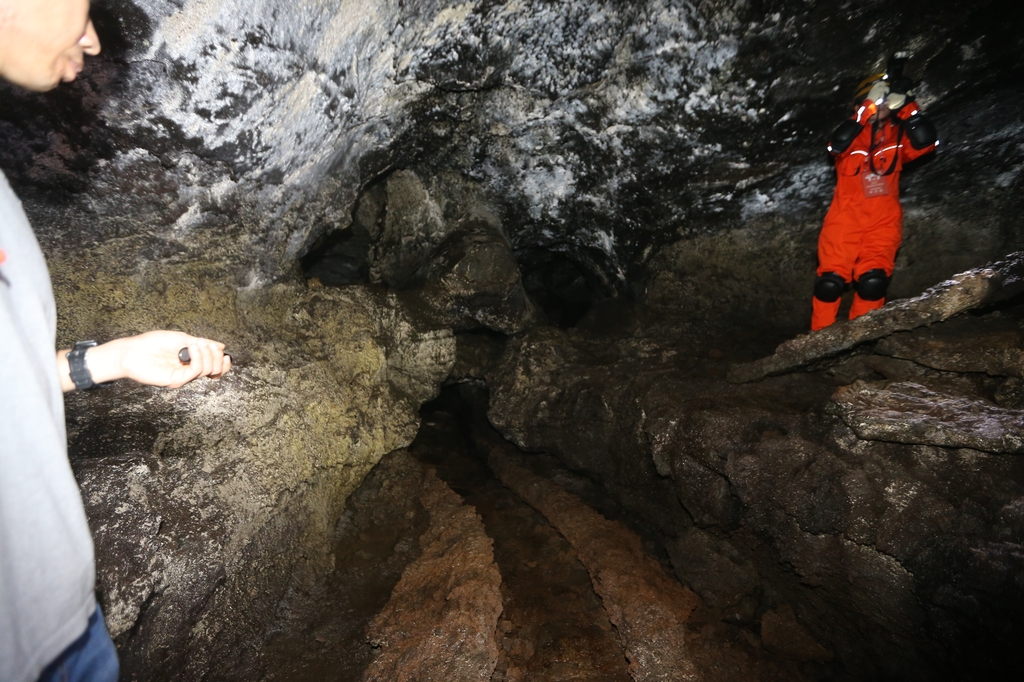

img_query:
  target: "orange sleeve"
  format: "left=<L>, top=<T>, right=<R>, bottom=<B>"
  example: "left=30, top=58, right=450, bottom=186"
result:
left=901, top=138, right=936, bottom=163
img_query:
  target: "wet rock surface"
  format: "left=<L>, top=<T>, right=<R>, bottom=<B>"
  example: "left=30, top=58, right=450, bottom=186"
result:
left=66, top=283, right=454, bottom=679
left=486, top=275, right=1024, bottom=681
left=875, top=314, right=1024, bottom=379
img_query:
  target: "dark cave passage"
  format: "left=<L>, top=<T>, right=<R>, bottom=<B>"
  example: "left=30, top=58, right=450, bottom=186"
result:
left=300, top=226, right=374, bottom=288
left=251, top=384, right=642, bottom=682
left=252, top=380, right=807, bottom=682
left=408, top=385, right=637, bottom=682
left=246, top=281, right=1024, bottom=681
left=518, top=250, right=605, bottom=329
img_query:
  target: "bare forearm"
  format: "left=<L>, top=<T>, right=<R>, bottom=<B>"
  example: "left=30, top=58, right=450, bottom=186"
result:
left=57, top=332, right=231, bottom=393
left=56, top=338, right=129, bottom=392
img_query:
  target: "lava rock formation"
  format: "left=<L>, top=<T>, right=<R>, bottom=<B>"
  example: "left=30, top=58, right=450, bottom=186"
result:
left=2, top=0, right=1023, bottom=680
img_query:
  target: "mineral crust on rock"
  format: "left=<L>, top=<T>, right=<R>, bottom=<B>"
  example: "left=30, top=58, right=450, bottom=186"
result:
left=829, top=381, right=1024, bottom=454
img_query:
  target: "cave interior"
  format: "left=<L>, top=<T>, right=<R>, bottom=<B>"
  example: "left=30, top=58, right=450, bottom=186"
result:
left=2, top=0, right=1024, bottom=680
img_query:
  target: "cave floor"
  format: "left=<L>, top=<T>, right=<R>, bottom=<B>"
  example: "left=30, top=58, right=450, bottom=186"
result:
left=251, top=290, right=1024, bottom=682
left=253, top=379, right=803, bottom=682
left=254, top=388, right=642, bottom=682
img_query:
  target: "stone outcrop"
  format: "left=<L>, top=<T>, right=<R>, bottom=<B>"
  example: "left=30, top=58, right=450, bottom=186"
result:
left=350, top=170, right=538, bottom=334
left=727, top=252, right=1024, bottom=383
left=875, top=322, right=1024, bottom=379
left=63, top=276, right=454, bottom=679
left=829, top=381, right=1024, bottom=454
left=486, top=269, right=1024, bottom=681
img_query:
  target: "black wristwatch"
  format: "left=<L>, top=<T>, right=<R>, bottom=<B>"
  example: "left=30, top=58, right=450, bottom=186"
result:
left=67, top=340, right=101, bottom=390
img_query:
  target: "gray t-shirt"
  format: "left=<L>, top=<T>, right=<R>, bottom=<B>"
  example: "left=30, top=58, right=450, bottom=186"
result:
left=0, top=171, right=96, bottom=682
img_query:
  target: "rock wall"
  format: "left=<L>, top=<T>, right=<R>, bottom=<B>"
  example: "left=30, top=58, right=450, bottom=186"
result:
left=58, top=270, right=454, bottom=678
left=486, top=265, right=1024, bottom=681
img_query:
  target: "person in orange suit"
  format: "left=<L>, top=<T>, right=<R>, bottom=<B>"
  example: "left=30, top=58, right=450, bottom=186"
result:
left=811, top=53, right=938, bottom=331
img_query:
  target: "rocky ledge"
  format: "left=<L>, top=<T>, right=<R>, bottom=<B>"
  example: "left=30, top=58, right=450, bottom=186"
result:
left=486, top=255, right=1024, bottom=681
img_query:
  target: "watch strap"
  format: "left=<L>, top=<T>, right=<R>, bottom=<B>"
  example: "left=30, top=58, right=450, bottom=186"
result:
left=67, top=340, right=99, bottom=390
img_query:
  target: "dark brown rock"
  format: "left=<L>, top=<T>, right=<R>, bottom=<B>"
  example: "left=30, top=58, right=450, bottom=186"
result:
left=995, top=377, right=1024, bottom=409
left=487, top=445, right=701, bottom=681
left=829, top=381, right=1024, bottom=454
left=407, top=387, right=635, bottom=682
left=760, top=604, right=833, bottom=663
left=875, top=321, right=1024, bottom=379
left=449, top=332, right=506, bottom=383
left=418, top=221, right=538, bottom=334
left=665, top=527, right=759, bottom=611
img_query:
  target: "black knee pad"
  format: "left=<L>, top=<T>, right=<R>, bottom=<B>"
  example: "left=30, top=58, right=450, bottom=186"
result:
left=814, top=272, right=847, bottom=303
left=855, top=269, right=889, bottom=301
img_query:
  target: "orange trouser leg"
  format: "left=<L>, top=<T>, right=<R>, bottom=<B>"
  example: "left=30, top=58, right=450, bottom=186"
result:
left=811, top=297, right=841, bottom=331
left=813, top=203, right=861, bottom=331
left=817, top=214, right=861, bottom=283
left=848, top=206, right=901, bottom=320
left=813, top=187, right=903, bottom=329
left=849, top=293, right=885, bottom=319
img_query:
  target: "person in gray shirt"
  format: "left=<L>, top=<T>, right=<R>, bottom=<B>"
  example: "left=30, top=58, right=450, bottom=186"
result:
left=0, top=2, right=232, bottom=680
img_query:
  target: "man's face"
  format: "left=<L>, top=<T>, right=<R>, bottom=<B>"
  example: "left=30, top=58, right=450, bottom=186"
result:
left=0, top=0, right=101, bottom=91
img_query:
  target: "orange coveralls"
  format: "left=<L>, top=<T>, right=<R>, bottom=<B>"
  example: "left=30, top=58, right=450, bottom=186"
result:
left=811, top=104, right=935, bottom=330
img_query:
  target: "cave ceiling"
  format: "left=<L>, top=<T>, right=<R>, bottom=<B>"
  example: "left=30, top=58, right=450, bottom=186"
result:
left=1, top=0, right=1021, bottom=298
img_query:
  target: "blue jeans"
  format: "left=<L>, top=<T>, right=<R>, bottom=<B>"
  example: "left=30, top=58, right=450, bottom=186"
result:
left=38, top=606, right=119, bottom=682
